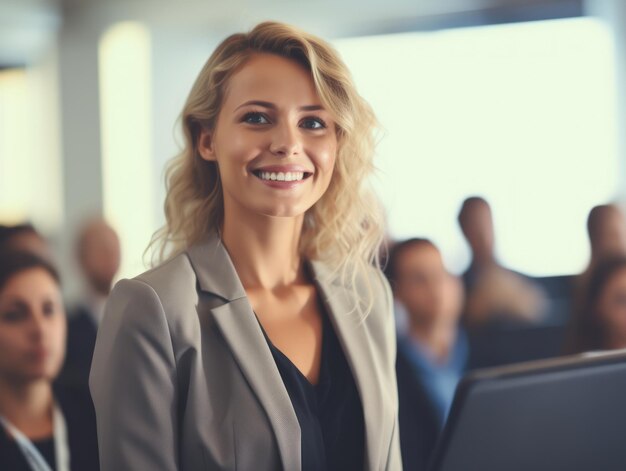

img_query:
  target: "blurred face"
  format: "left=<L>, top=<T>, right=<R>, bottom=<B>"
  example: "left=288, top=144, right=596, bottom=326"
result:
left=0, top=268, right=66, bottom=385
left=394, top=244, right=462, bottom=326
left=461, top=202, right=495, bottom=261
left=595, top=211, right=626, bottom=259
left=597, top=267, right=626, bottom=346
left=198, top=53, right=337, bottom=219
left=79, top=223, right=121, bottom=295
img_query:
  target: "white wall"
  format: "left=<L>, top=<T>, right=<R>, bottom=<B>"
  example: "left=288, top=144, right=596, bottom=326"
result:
left=335, top=17, right=619, bottom=276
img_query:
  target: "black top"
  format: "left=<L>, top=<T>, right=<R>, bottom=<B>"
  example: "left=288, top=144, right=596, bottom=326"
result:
left=0, top=383, right=100, bottom=471
left=57, top=306, right=98, bottom=390
left=35, top=437, right=56, bottom=470
left=262, top=309, right=365, bottom=471
left=0, top=433, right=57, bottom=471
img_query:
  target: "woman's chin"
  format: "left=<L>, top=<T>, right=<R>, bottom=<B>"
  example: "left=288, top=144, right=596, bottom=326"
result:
left=256, top=203, right=313, bottom=219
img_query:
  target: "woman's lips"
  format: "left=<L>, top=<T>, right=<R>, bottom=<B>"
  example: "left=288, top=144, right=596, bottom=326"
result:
left=26, top=348, right=49, bottom=362
left=252, top=167, right=313, bottom=189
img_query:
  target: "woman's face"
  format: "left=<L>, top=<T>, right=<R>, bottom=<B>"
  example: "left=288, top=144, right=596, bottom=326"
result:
left=199, top=53, right=338, bottom=219
left=0, top=268, right=66, bottom=384
left=597, top=267, right=626, bottom=346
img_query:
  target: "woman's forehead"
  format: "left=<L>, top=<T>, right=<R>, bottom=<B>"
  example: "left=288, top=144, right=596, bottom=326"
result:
left=222, top=53, right=322, bottom=110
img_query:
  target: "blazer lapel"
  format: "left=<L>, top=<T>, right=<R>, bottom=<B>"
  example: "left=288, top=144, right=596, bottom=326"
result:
left=310, top=261, right=388, bottom=471
left=186, top=234, right=301, bottom=471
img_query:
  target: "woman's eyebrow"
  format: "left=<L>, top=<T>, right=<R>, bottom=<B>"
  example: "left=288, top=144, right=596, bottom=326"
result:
left=0, top=298, right=27, bottom=309
left=235, top=100, right=275, bottom=110
left=235, top=100, right=325, bottom=112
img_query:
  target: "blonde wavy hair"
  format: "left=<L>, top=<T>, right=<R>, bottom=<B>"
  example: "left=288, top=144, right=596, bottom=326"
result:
left=149, top=21, right=385, bottom=315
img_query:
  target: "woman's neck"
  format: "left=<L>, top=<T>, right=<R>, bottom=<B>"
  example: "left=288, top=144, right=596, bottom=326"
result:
left=0, top=378, right=54, bottom=440
left=221, top=206, right=305, bottom=290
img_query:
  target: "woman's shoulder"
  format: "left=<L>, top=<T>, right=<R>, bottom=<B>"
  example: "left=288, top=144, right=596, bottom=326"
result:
left=105, top=251, right=201, bottom=334
left=113, top=252, right=197, bottom=307
left=136, top=251, right=197, bottom=293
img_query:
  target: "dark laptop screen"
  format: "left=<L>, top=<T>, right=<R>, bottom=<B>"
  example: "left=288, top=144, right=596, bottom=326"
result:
left=429, top=351, right=626, bottom=471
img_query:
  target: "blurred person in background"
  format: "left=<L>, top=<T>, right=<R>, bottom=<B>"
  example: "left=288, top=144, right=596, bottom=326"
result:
left=458, top=196, right=546, bottom=327
left=0, top=251, right=99, bottom=470
left=0, top=223, right=52, bottom=261
left=387, top=238, right=467, bottom=471
left=574, top=204, right=626, bottom=303
left=566, top=204, right=626, bottom=354
left=58, top=217, right=121, bottom=390
left=584, top=204, right=626, bottom=273
left=567, top=256, right=626, bottom=354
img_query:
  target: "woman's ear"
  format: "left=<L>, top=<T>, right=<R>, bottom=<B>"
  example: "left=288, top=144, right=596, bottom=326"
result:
left=198, top=129, right=216, bottom=161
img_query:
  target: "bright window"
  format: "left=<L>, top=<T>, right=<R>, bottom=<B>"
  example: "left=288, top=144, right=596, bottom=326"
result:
left=335, top=18, right=618, bottom=276
left=0, top=57, right=63, bottom=233
left=99, top=22, right=154, bottom=279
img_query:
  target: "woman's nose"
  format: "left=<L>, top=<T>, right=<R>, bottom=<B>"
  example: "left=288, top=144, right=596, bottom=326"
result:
left=28, top=311, right=47, bottom=341
left=269, top=122, right=301, bottom=157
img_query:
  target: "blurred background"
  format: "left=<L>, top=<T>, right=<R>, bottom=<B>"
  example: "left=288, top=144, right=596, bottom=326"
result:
left=1, top=0, right=625, bottom=300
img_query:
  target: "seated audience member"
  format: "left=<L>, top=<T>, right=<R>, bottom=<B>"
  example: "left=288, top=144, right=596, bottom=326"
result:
left=567, top=256, right=626, bottom=353
left=0, top=223, right=52, bottom=260
left=0, top=251, right=99, bottom=470
left=387, top=238, right=467, bottom=471
left=584, top=204, right=626, bottom=270
left=458, top=196, right=546, bottom=326
left=59, top=218, right=120, bottom=389
left=574, top=204, right=626, bottom=309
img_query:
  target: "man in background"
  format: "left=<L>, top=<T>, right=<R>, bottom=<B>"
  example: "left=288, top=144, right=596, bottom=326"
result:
left=59, top=217, right=121, bottom=389
left=387, top=238, right=467, bottom=471
left=458, top=196, right=546, bottom=326
left=583, top=204, right=626, bottom=277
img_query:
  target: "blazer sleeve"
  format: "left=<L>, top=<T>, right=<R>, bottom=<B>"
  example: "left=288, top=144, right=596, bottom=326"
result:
left=89, top=278, right=178, bottom=471
left=381, top=272, right=403, bottom=471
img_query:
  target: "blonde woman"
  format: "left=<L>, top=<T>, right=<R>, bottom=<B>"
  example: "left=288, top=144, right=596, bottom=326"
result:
left=90, top=21, right=401, bottom=471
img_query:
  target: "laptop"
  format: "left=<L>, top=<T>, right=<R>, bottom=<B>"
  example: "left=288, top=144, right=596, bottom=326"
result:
left=428, top=350, right=626, bottom=471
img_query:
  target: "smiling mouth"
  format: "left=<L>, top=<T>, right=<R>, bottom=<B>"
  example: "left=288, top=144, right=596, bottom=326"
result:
left=252, top=170, right=313, bottom=182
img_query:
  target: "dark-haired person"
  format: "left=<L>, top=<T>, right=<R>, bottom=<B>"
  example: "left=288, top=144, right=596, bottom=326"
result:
left=458, top=196, right=546, bottom=326
left=571, top=204, right=626, bottom=329
left=387, top=238, right=467, bottom=471
left=567, top=256, right=626, bottom=354
left=58, top=218, right=121, bottom=390
left=0, top=251, right=99, bottom=470
left=0, top=223, right=51, bottom=260
left=585, top=204, right=626, bottom=272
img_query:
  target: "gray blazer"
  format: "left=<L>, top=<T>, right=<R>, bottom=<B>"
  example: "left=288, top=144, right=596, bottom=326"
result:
left=90, top=233, right=402, bottom=471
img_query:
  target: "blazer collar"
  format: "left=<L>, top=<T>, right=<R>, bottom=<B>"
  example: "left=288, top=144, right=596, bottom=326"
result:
left=186, top=234, right=301, bottom=471
left=309, top=260, right=389, bottom=471
left=186, top=236, right=387, bottom=471
left=186, top=232, right=247, bottom=301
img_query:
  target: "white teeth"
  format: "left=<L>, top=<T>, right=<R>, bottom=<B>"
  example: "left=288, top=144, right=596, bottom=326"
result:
left=258, top=171, right=306, bottom=182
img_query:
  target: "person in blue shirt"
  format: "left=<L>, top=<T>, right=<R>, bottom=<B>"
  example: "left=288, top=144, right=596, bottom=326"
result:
left=387, top=238, right=468, bottom=471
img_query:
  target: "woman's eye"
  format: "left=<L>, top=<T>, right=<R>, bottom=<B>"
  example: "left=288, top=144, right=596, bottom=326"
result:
left=300, top=117, right=326, bottom=130
left=43, top=301, right=56, bottom=317
left=242, top=112, right=270, bottom=125
left=0, top=310, right=26, bottom=323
